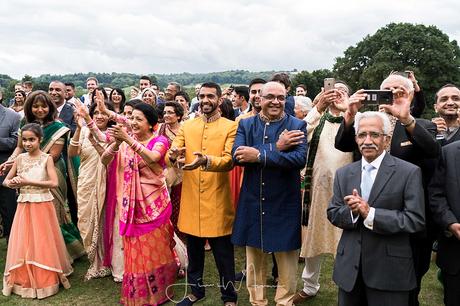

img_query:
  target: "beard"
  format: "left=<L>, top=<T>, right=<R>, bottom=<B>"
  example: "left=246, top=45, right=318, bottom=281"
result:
left=200, top=102, right=218, bottom=115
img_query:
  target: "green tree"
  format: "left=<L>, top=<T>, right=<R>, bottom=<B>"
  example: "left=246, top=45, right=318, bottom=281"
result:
left=291, top=69, right=334, bottom=99
left=333, top=23, right=460, bottom=112
left=21, top=74, right=33, bottom=82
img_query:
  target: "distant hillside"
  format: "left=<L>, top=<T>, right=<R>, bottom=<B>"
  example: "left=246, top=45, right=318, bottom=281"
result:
left=1, top=70, right=292, bottom=89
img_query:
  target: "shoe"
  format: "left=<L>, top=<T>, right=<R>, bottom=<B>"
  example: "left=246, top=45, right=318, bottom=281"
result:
left=224, top=302, right=237, bottom=306
left=292, top=290, right=315, bottom=305
left=235, top=270, right=246, bottom=282
left=204, top=242, right=211, bottom=251
left=177, top=294, right=204, bottom=305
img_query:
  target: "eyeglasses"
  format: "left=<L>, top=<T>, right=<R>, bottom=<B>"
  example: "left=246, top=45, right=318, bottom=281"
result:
left=250, top=89, right=261, bottom=95
left=262, top=94, right=286, bottom=102
left=162, top=111, right=176, bottom=115
left=356, top=132, right=386, bottom=139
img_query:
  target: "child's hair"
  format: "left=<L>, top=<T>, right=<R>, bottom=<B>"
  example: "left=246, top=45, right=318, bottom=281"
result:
left=21, top=123, right=44, bottom=139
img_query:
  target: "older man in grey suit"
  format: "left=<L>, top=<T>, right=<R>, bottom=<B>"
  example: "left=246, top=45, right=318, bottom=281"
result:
left=327, top=111, right=425, bottom=306
left=0, top=93, right=20, bottom=241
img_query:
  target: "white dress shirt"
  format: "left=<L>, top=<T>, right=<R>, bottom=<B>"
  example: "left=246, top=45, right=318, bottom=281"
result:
left=351, top=151, right=387, bottom=230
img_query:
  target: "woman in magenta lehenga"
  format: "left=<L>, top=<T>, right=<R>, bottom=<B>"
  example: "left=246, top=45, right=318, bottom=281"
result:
left=101, top=103, right=177, bottom=306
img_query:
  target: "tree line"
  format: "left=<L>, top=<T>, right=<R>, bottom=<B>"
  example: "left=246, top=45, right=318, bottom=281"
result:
left=2, top=23, right=459, bottom=117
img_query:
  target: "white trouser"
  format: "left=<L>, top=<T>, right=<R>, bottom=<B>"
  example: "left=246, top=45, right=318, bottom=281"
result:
left=301, top=255, right=322, bottom=296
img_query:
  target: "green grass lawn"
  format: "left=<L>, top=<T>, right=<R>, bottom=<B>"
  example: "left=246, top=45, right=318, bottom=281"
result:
left=0, top=240, right=444, bottom=305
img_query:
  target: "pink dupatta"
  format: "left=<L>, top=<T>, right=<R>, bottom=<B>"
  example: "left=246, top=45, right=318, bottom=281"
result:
left=119, top=135, right=171, bottom=237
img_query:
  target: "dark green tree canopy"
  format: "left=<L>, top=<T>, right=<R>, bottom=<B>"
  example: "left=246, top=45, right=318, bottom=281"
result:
left=291, top=69, right=334, bottom=99
left=333, top=23, right=460, bottom=108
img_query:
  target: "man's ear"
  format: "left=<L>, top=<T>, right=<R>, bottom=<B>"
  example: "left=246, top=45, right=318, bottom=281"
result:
left=384, top=135, right=392, bottom=146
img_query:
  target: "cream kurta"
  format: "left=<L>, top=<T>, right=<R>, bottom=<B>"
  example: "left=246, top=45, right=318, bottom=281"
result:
left=301, top=107, right=353, bottom=258
left=168, top=116, right=237, bottom=237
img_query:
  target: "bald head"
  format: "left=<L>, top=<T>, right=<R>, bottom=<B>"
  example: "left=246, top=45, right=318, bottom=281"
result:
left=261, top=81, right=286, bottom=96
left=260, top=81, right=287, bottom=120
left=380, top=75, right=414, bottom=93
left=49, top=81, right=66, bottom=107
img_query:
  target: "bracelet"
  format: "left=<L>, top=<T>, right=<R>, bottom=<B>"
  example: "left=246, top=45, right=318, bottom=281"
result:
left=87, top=120, right=95, bottom=128
left=69, top=139, right=80, bottom=147
left=107, top=145, right=119, bottom=155
left=400, top=117, right=415, bottom=127
left=130, top=141, right=144, bottom=154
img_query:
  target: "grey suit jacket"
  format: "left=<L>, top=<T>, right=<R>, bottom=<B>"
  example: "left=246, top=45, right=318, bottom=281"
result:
left=0, top=105, right=20, bottom=182
left=327, top=153, right=425, bottom=292
left=58, top=102, right=76, bottom=135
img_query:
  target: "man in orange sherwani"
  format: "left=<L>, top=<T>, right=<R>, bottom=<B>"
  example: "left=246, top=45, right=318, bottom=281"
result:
left=167, top=82, right=238, bottom=306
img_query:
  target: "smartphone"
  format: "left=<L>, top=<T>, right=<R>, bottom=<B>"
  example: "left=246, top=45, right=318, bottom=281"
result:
left=362, top=90, right=393, bottom=105
left=324, top=78, right=335, bottom=91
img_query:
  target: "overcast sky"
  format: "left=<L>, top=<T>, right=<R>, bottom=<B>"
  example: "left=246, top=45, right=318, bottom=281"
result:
left=1, top=0, right=459, bottom=79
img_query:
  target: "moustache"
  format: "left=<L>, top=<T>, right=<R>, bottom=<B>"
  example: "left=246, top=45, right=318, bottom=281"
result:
left=360, top=144, right=378, bottom=151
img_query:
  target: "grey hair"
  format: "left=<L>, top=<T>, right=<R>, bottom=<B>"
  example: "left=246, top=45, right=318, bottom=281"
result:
left=354, top=111, right=391, bottom=135
left=380, top=74, right=414, bottom=92
left=294, top=96, right=312, bottom=112
left=168, top=82, right=182, bottom=92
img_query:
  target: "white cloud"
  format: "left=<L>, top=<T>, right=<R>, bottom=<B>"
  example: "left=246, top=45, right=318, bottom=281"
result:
left=0, top=0, right=459, bottom=78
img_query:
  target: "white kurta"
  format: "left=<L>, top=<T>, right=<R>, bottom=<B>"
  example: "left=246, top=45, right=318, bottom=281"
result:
left=300, top=107, right=353, bottom=258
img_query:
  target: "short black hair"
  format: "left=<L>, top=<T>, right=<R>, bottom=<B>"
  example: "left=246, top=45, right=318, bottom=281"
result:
left=435, top=83, right=459, bottom=101
left=140, top=76, right=152, bottom=83
left=249, top=78, right=267, bottom=90
left=64, top=82, right=75, bottom=89
left=234, top=86, right=249, bottom=102
left=200, top=82, right=222, bottom=97
left=270, top=73, right=291, bottom=89
left=134, top=103, right=158, bottom=130
left=125, top=99, right=142, bottom=109
left=174, top=91, right=190, bottom=103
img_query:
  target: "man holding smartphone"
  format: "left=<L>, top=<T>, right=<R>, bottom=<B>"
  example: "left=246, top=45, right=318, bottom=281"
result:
left=334, top=74, right=440, bottom=306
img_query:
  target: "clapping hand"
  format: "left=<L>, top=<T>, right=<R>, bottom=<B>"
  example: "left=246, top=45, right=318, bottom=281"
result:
left=276, top=129, right=305, bottom=151
left=74, top=99, right=90, bottom=120
left=74, top=112, right=85, bottom=129
left=182, top=152, right=207, bottom=170
left=344, top=189, right=370, bottom=218
left=108, top=124, right=129, bottom=143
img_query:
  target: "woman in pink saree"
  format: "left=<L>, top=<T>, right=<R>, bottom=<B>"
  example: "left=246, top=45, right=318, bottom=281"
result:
left=101, top=103, right=177, bottom=305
